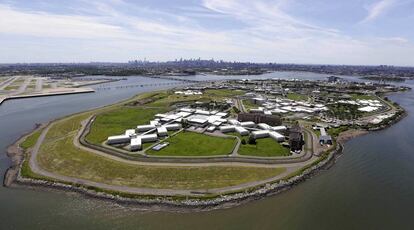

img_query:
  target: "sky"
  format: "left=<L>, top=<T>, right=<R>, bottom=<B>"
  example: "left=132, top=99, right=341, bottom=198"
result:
left=0, top=0, right=413, bottom=66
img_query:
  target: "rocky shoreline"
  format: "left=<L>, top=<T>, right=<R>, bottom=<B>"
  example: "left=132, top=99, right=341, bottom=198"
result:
left=3, top=105, right=406, bottom=213
left=4, top=127, right=352, bottom=212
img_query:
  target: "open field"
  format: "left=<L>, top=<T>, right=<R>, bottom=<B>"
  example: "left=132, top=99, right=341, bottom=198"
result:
left=239, top=138, right=291, bottom=157
left=242, top=99, right=257, bottom=111
left=85, top=106, right=167, bottom=144
left=147, top=131, right=237, bottom=156
left=204, top=89, right=245, bottom=98
left=350, top=93, right=377, bottom=100
left=36, top=113, right=286, bottom=190
left=21, top=129, right=43, bottom=150
left=4, top=86, right=19, bottom=91
left=144, top=89, right=244, bottom=107
left=228, top=133, right=291, bottom=157
left=287, top=92, right=309, bottom=101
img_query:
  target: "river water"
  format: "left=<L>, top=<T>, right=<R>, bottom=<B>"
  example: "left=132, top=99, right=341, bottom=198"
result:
left=1, top=73, right=413, bottom=229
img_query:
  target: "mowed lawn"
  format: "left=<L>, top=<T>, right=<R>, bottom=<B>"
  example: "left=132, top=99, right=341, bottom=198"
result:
left=147, top=132, right=237, bottom=156
left=238, top=138, right=291, bottom=157
left=36, top=114, right=286, bottom=190
left=85, top=106, right=167, bottom=144
left=287, top=93, right=309, bottom=101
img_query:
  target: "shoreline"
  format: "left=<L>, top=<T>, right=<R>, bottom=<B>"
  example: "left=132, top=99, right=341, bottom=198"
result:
left=3, top=125, right=367, bottom=212
left=3, top=92, right=407, bottom=212
left=0, top=88, right=94, bottom=105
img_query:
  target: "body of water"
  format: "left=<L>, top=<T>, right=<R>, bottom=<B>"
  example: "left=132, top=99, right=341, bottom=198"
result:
left=0, top=74, right=413, bottom=229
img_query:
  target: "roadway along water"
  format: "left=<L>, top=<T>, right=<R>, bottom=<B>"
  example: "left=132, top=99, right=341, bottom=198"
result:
left=1, top=74, right=413, bottom=229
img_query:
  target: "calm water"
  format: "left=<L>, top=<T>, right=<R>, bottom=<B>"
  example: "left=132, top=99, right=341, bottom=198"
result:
left=0, top=74, right=413, bottom=229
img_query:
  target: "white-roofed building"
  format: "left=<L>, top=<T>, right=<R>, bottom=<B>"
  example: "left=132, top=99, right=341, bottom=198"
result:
left=240, top=121, right=255, bottom=128
left=164, top=123, right=182, bottom=131
left=107, top=134, right=130, bottom=144
left=220, top=125, right=236, bottom=133
left=258, top=123, right=271, bottom=130
left=272, top=126, right=287, bottom=132
left=269, top=131, right=285, bottom=142
left=125, top=129, right=136, bottom=137
left=252, top=130, right=270, bottom=139
left=235, top=126, right=249, bottom=136
left=130, top=137, right=142, bottom=151
left=216, top=112, right=228, bottom=117
left=141, top=134, right=158, bottom=143
left=228, top=119, right=240, bottom=126
left=180, top=108, right=195, bottom=113
left=206, top=126, right=216, bottom=132
left=157, top=126, right=168, bottom=137
left=136, top=124, right=156, bottom=132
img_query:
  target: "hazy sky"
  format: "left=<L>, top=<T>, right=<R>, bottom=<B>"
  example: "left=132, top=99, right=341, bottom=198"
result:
left=0, top=0, right=413, bottom=65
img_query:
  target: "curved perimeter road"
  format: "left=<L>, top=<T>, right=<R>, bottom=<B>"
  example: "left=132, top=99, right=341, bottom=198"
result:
left=28, top=116, right=321, bottom=196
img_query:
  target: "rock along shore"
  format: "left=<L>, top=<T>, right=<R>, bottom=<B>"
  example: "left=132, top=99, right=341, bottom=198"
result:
left=3, top=100, right=406, bottom=213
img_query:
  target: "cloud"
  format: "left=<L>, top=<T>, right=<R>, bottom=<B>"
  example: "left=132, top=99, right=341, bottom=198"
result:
left=0, top=0, right=413, bottom=65
left=361, top=0, right=397, bottom=23
left=0, top=4, right=129, bottom=39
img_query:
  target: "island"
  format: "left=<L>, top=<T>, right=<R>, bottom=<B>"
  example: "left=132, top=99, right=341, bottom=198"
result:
left=5, top=77, right=408, bottom=211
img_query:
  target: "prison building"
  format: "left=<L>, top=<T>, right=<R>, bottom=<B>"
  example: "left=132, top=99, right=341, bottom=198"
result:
left=141, top=134, right=158, bottom=143
left=258, top=123, right=271, bottom=130
left=164, top=123, right=181, bottom=131
left=238, top=113, right=282, bottom=126
left=269, top=131, right=285, bottom=142
left=239, top=121, right=255, bottom=128
left=251, top=130, right=270, bottom=139
left=228, top=119, right=241, bottom=126
left=235, top=126, right=249, bottom=136
left=130, top=137, right=142, bottom=151
left=220, top=125, right=236, bottom=133
left=125, top=129, right=136, bottom=137
left=157, top=126, right=168, bottom=137
left=136, top=124, right=156, bottom=132
left=107, top=134, right=130, bottom=145
left=272, top=126, right=287, bottom=132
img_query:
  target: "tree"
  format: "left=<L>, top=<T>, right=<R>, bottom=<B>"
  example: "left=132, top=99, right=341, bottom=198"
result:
left=241, top=139, right=246, bottom=145
left=248, top=135, right=256, bottom=145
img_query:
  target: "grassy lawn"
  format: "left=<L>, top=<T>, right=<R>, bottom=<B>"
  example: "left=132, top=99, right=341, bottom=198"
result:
left=85, top=106, right=167, bottom=144
left=21, top=129, right=42, bottom=150
left=147, top=131, right=236, bottom=156
left=238, top=138, right=291, bottom=157
left=4, top=85, right=19, bottom=91
left=204, top=89, right=245, bottom=98
left=287, top=93, right=309, bottom=101
left=242, top=99, right=258, bottom=111
left=327, top=126, right=349, bottom=137
left=350, top=93, right=376, bottom=100
left=36, top=113, right=286, bottom=190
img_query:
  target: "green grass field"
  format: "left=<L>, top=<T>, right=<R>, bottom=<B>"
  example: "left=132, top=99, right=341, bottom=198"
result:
left=350, top=94, right=376, bottom=100
left=147, top=131, right=236, bottom=156
left=4, top=85, right=19, bottom=91
left=85, top=106, right=167, bottom=144
left=238, top=138, right=291, bottom=157
left=36, top=113, right=286, bottom=190
left=242, top=99, right=258, bottom=111
left=287, top=93, right=309, bottom=101
left=204, top=89, right=245, bottom=98
left=21, top=129, right=42, bottom=150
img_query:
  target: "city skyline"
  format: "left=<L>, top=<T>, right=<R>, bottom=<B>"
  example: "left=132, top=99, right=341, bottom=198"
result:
left=1, top=0, right=413, bottom=66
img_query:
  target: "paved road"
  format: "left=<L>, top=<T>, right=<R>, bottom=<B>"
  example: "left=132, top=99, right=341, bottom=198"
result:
left=35, top=78, right=43, bottom=91
left=0, top=76, right=19, bottom=90
left=13, top=77, right=32, bottom=95
left=28, top=116, right=320, bottom=196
